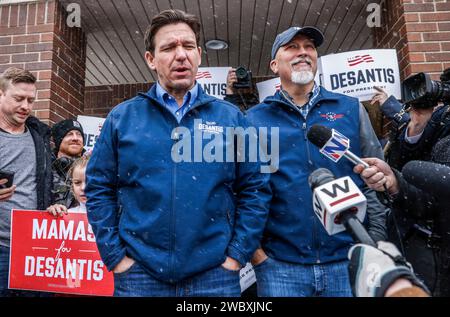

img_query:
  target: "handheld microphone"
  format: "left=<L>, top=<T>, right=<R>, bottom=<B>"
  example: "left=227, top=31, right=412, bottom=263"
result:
left=403, top=160, right=450, bottom=199
left=308, top=168, right=376, bottom=246
left=307, top=124, right=392, bottom=195
left=306, top=124, right=369, bottom=168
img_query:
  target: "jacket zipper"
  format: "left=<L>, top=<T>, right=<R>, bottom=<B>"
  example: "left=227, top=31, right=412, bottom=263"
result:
left=279, top=93, right=321, bottom=263
left=169, top=125, right=179, bottom=281
left=302, top=122, right=313, bottom=167
left=301, top=120, right=320, bottom=262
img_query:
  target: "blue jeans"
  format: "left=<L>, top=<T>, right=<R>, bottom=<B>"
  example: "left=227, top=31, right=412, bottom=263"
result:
left=254, top=257, right=353, bottom=297
left=0, top=246, right=50, bottom=297
left=113, top=261, right=241, bottom=297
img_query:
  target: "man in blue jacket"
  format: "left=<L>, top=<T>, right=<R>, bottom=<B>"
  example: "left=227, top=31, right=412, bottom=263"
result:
left=247, top=26, right=387, bottom=297
left=85, top=9, right=271, bottom=297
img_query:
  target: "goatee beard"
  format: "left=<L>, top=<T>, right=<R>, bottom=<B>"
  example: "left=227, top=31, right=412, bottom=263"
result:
left=291, top=71, right=314, bottom=85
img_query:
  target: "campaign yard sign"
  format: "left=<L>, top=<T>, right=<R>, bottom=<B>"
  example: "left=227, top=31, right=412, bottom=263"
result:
left=196, top=67, right=231, bottom=99
left=319, top=49, right=401, bottom=102
left=256, top=77, right=281, bottom=102
left=9, top=209, right=113, bottom=296
left=77, top=115, right=106, bottom=152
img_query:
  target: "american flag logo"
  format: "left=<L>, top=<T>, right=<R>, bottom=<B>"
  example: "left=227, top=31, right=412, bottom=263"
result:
left=320, top=112, right=345, bottom=121
left=196, top=71, right=212, bottom=79
left=347, top=54, right=374, bottom=67
left=275, top=83, right=281, bottom=91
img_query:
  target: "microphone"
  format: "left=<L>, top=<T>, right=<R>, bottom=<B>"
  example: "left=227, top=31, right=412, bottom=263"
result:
left=402, top=160, right=450, bottom=199
left=308, top=168, right=376, bottom=246
left=306, top=124, right=369, bottom=168
left=306, top=124, right=393, bottom=195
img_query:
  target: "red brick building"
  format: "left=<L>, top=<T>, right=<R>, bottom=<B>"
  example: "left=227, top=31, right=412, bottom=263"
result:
left=1, top=0, right=449, bottom=124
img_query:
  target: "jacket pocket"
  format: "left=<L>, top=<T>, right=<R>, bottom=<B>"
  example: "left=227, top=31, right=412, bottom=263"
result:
left=113, top=260, right=138, bottom=277
left=252, top=256, right=273, bottom=269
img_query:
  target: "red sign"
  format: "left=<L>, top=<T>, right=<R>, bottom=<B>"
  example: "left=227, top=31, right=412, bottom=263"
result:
left=9, top=210, right=114, bottom=296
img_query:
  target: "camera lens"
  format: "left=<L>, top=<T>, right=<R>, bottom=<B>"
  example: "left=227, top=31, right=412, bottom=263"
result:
left=235, top=67, right=248, bottom=80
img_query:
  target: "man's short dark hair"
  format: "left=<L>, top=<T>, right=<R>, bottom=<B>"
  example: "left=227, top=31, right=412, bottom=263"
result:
left=144, top=9, right=201, bottom=54
left=0, top=67, right=36, bottom=92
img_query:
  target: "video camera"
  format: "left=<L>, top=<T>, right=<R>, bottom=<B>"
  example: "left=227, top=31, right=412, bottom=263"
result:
left=233, top=66, right=253, bottom=89
left=402, top=68, right=450, bottom=108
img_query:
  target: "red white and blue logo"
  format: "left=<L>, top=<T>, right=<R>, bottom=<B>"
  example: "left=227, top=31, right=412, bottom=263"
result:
left=347, top=54, right=374, bottom=67
left=320, top=112, right=344, bottom=122
left=319, top=129, right=350, bottom=162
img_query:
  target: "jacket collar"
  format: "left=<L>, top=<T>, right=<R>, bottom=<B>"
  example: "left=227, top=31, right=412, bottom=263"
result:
left=264, top=85, right=340, bottom=108
left=139, top=84, right=217, bottom=113
left=26, top=116, right=50, bottom=136
left=261, top=86, right=341, bottom=117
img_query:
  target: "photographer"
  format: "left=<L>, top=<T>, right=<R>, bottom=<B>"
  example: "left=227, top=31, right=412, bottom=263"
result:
left=224, top=68, right=259, bottom=111
left=370, top=86, right=410, bottom=149
left=387, top=68, right=450, bottom=170
left=354, top=68, right=450, bottom=296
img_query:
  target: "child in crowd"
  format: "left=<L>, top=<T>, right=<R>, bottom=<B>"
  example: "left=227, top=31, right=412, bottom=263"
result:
left=47, top=155, right=89, bottom=216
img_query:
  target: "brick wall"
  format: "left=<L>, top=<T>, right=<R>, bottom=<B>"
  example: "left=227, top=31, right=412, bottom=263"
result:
left=374, top=0, right=450, bottom=81
left=371, top=0, right=450, bottom=139
left=84, top=83, right=153, bottom=118
left=0, top=0, right=86, bottom=124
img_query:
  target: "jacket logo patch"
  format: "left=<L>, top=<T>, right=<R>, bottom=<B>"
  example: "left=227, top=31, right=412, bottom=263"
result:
left=198, top=123, right=224, bottom=134
left=320, top=112, right=344, bottom=122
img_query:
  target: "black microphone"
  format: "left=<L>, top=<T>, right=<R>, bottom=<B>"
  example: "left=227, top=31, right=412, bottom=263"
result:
left=403, top=160, right=450, bottom=199
left=309, top=168, right=376, bottom=247
left=307, top=124, right=369, bottom=168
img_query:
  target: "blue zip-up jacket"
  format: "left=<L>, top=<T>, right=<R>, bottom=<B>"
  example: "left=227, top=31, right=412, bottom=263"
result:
left=246, top=87, right=386, bottom=264
left=85, top=85, right=271, bottom=283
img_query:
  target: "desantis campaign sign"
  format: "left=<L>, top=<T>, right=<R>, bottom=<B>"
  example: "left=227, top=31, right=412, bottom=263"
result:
left=77, top=115, right=105, bottom=152
left=196, top=67, right=230, bottom=99
left=320, top=49, right=401, bottom=102
left=256, top=77, right=281, bottom=102
left=9, top=209, right=113, bottom=296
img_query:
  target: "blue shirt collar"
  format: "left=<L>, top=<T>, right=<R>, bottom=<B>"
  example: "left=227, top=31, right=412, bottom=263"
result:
left=280, top=82, right=319, bottom=106
left=155, top=82, right=199, bottom=107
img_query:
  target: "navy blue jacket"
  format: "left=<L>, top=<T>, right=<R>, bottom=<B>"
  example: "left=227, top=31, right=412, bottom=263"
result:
left=246, top=87, right=386, bottom=264
left=85, top=85, right=271, bottom=283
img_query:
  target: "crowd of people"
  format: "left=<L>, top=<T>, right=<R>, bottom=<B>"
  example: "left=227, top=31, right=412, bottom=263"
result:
left=1, top=8, right=449, bottom=298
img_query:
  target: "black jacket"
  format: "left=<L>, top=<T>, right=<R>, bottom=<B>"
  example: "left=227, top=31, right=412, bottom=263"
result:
left=387, top=105, right=450, bottom=218
left=26, top=116, right=53, bottom=210
left=387, top=105, right=450, bottom=170
left=52, top=156, right=77, bottom=208
left=224, top=92, right=259, bottom=111
left=385, top=105, right=450, bottom=296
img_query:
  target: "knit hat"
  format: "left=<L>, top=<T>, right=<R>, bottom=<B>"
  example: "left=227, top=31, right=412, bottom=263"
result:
left=51, top=119, right=84, bottom=153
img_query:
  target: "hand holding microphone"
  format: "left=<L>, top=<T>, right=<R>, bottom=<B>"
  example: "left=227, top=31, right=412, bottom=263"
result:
left=353, top=158, right=399, bottom=195
left=306, top=124, right=396, bottom=194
